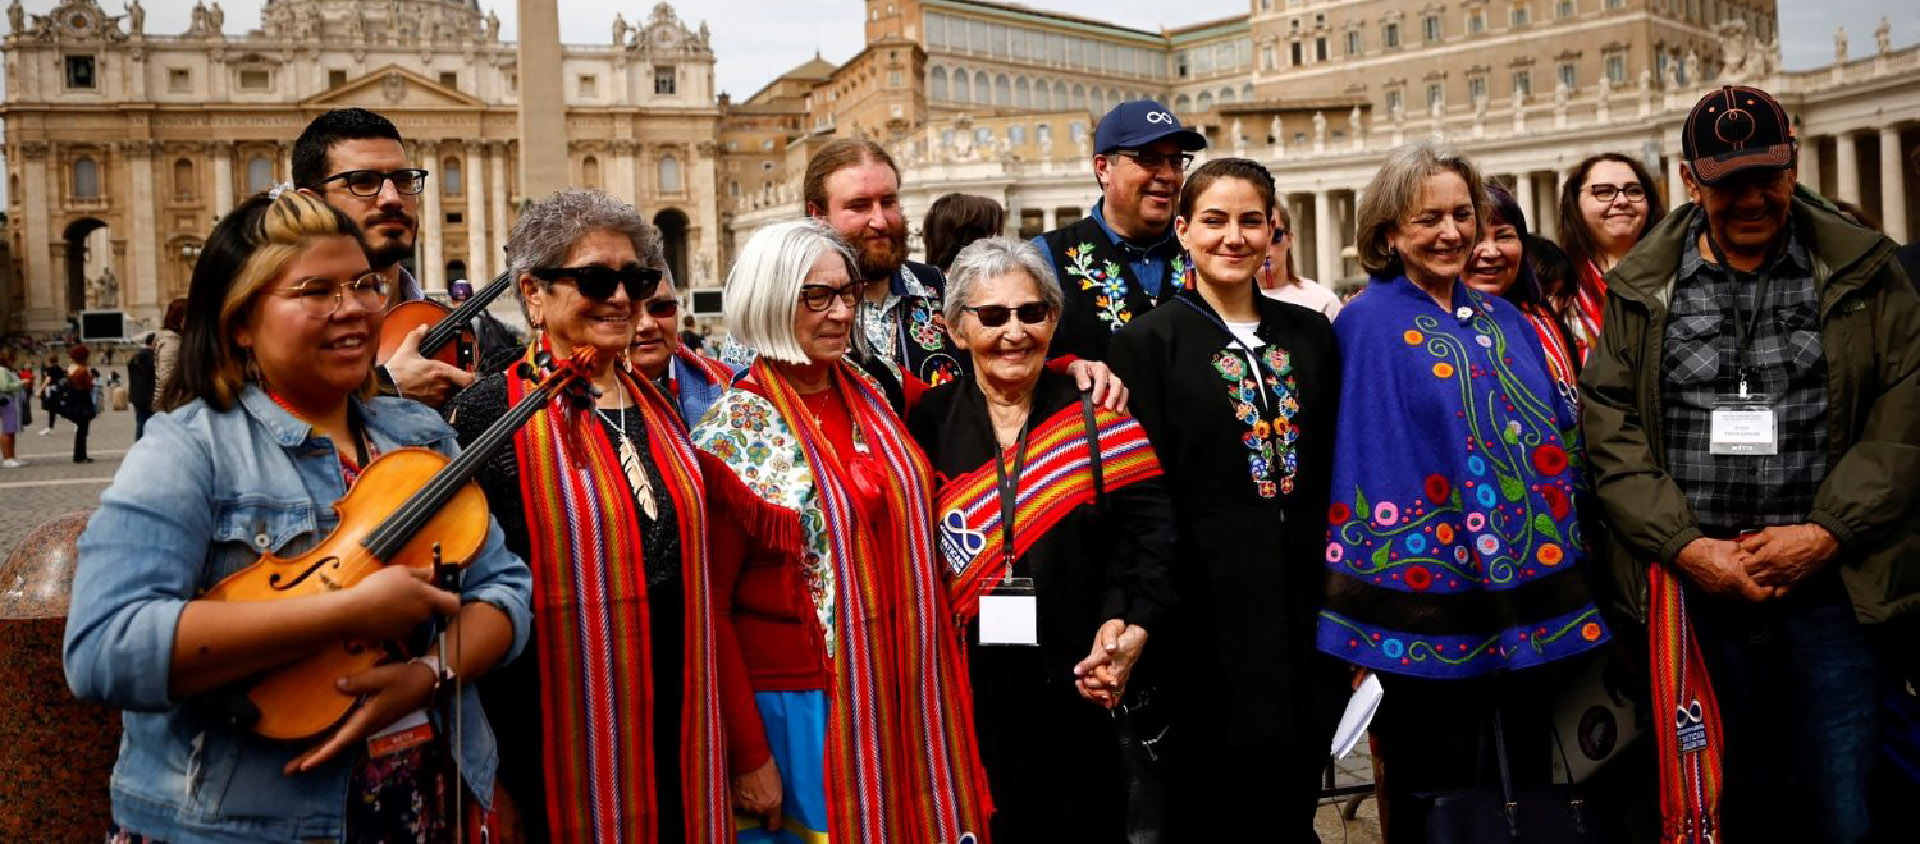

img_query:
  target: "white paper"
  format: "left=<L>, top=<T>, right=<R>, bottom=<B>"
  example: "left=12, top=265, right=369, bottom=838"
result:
left=1330, top=673, right=1384, bottom=758
left=977, top=593, right=1039, bottom=646
left=1710, top=407, right=1778, bottom=455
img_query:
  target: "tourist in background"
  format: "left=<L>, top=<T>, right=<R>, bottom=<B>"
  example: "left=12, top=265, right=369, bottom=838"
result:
left=1319, top=142, right=1609, bottom=842
left=152, top=298, right=186, bottom=408
left=66, top=345, right=96, bottom=464
left=1556, top=153, right=1666, bottom=363
left=1257, top=201, right=1342, bottom=320
left=0, top=347, right=21, bottom=468
left=1465, top=184, right=1580, bottom=400
left=1106, top=158, right=1345, bottom=842
left=922, top=193, right=1007, bottom=274
left=126, top=333, right=156, bottom=441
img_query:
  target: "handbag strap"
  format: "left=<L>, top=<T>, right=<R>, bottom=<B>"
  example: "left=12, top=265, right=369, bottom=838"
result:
left=1079, top=390, right=1107, bottom=515
left=1492, top=709, right=1520, bottom=838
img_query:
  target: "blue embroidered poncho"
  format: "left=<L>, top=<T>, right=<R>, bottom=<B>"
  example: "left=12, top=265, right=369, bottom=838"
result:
left=1316, top=276, right=1609, bottom=679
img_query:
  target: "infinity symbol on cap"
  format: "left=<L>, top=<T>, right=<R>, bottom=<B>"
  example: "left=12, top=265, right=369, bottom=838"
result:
left=1145, top=111, right=1173, bottom=124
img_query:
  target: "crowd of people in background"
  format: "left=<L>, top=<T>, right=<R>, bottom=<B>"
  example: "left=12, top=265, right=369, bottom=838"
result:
left=38, top=81, right=1920, bottom=844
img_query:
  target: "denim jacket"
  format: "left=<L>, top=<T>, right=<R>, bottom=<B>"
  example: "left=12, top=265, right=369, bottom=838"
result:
left=64, top=386, right=534, bottom=843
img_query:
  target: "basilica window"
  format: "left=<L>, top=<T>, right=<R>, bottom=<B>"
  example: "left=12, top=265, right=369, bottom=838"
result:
left=1604, top=52, right=1627, bottom=85
left=930, top=66, right=949, bottom=101
left=238, top=69, right=271, bottom=91
left=1347, top=30, right=1363, bottom=56
left=1384, top=23, right=1401, bottom=49
left=66, top=56, right=96, bottom=90
left=73, top=158, right=101, bottom=200
left=659, top=155, right=682, bottom=192
left=1558, top=62, right=1578, bottom=91
left=246, top=156, right=273, bottom=194
left=442, top=157, right=463, bottom=197
left=1316, top=37, right=1329, bottom=61
left=173, top=159, right=195, bottom=201
left=328, top=70, right=348, bottom=89
left=582, top=156, right=600, bottom=190
left=168, top=68, right=191, bottom=93
left=1556, top=0, right=1575, bottom=19
left=1423, top=15, right=1442, bottom=43
left=655, top=67, right=677, bottom=96
left=1511, top=3, right=1531, bottom=26
left=439, top=72, right=459, bottom=91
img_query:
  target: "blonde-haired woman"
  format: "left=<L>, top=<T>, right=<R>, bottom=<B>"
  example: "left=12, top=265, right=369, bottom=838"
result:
left=66, top=191, right=533, bottom=842
left=695, top=219, right=991, bottom=844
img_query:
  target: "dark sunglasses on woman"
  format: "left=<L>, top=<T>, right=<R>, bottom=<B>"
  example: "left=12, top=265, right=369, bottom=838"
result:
left=530, top=264, right=663, bottom=301
left=963, top=302, right=1053, bottom=328
left=643, top=297, right=680, bottom=318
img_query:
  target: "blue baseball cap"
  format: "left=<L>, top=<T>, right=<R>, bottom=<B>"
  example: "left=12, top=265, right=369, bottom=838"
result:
left=1093, top=100, right=1207, bottom=155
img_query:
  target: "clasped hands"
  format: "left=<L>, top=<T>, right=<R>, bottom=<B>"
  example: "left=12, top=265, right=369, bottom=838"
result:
left=1073, top=619, right=1148, bottom=708
left=1674, top=523, right=1839, bottom=603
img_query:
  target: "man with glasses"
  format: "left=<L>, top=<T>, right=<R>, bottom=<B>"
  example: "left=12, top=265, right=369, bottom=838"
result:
left=1034, top=100, right=1206, bottom=363
left=1584, top=85, right=1920, bottom=841
left=627, top=272, right=738, bottom=427
left=293, top=107, right=503, bottom=406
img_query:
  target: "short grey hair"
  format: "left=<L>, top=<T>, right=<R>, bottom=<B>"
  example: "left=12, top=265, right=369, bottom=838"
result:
left=506, top=189, right=665, bottom=319
left=1354, top=140, right=1490, bottom=277
left=724, top=219, right=859, bottom=365
left=941, top=237, right=1064, bottom=327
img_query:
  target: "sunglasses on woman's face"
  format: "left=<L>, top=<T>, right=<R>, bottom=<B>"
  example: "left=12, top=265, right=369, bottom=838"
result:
left=529, top=264, right=663, bottom=301
left=642, top=297, right=680, bottom=318
left=964, top=302, right=1053, bottom=328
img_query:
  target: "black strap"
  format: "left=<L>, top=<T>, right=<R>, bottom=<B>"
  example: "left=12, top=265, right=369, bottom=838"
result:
left=1704, top=228, right=1782, bottom=396
left=991, top=419, right=1032, bottom=576
left=1080, top=391, right=1107, bottom=515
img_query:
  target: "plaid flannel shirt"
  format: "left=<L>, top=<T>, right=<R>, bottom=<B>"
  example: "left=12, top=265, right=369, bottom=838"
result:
left=1660, top=216, right=1828, bottom=533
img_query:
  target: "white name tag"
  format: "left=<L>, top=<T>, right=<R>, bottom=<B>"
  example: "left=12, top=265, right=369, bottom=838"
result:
left=1710, top=396, right=1777, bottom=456
left=978, top=578, right=1038, bottom=647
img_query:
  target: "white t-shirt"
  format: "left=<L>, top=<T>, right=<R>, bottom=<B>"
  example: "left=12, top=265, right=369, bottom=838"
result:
left=1225, top=320, right=1264, bottom=351
left=1260, top=276, right=1343, bottom=321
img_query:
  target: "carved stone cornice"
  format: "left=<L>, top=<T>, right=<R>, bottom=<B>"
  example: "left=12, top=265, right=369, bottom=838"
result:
left=118, top=139, right=163, bottom=157
left=18, top=140, right=51, bottom=160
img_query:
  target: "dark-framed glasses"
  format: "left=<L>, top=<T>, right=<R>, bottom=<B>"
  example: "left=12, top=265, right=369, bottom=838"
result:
left=530, top=264, right=663, bottom=301
left=799, top=280, right=866, bottom=312
left=643, top=296, right=680, bottom=318
left=1111, top=150, right=1194, bottom=172
left=320, top=169, right=431, bottom=198
left=964, top=301, right=1053, bottom=328
left=1586, top=183, right=1646, bottom=203
left=289, top=273, right=388, bottom=317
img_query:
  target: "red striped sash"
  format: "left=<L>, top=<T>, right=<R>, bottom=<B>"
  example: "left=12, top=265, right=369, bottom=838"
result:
left=1649, top=561, right=1725, bottom=844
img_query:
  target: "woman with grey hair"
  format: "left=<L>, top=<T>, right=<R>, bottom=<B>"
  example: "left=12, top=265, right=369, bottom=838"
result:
left=905, top=236, right=1176, bottom=842
left=1316, top=143, right=1609, bottom=842
left=692, top=219, right=990, bottom=844
left=442, top=188, right=739, bottom=841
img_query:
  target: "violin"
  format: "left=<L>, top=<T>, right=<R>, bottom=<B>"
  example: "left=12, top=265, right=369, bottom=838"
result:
left=375, top=270, right=516, bottom=372
left=202, top=347, right=602, bottom=741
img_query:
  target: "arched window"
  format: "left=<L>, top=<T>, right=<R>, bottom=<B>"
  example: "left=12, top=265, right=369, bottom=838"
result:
left=1071, top=84, right=1086, bottom=109
left=442, top=156, right=463, bottom=196
left=930, top=66, right=949, bottom=100
left=582, top=155, right=601, bottom=189
left=1196, top=92, right=1214, bottom=111
left=954, top=69, right=971, bottom=103
left=1053, top=81, right=1068, bottom=108
left=172, top=158, right=195, bottom=200
left=973, top=70, right=990, bottom=104
left=1175, top=93, right=1192, bottom=111
left=1034, top=79, right=1051, bottom=109
left=246, top=155, right=273, bottom=194
left=73, top=157, right=101, bottom=199
left=1015, top=77, right=1031, bottom=108
left=1219, top=87, right=1237, bottom=104
left=1109, top=87, right=1122, bottom=106
left=658, top=154, right=682, bottom=192
left=995, top=74, right=1011, bottom=106
left=1241, top=83, right=1254, bottom=102
left=1090, top=88, right=1106, bottom=115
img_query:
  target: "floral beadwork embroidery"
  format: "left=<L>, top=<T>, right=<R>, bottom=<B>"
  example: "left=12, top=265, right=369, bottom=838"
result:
left=1211, top=344, right=1300, bottom=498
left=1168, top=253, right=1191, bottom=293
left=906, top=297, right=946, bottom=351
left=1063, top=243, right=1133, bottom=331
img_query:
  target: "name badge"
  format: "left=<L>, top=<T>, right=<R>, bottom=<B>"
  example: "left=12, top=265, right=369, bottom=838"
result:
left=978, top=578, right=1038, bottom=647
left=367, top=707, right=434, bottom=757
left=1709, top=394, right=1777, bottom=456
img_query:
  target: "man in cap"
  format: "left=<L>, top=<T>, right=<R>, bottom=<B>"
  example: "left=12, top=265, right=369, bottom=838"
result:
left=1584, top=84, right=1920, bottom=841
left=1033, top=100, right=1207, bottom=363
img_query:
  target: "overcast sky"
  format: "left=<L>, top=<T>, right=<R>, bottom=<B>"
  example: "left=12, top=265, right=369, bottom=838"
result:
left=34, top=0, right=1917, bottom=100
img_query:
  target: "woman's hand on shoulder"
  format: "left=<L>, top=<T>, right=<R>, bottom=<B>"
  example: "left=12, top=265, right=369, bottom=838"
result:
left=282, top=657, right=440, bottom=774
left=1064, top=359, right=1129, bottom=412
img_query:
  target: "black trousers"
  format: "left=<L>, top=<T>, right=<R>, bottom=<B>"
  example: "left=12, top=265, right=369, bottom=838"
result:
left=71, top=415, right=89, bottom=461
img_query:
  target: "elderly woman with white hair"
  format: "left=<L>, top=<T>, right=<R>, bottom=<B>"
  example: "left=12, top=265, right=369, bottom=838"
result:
left=904, top=236, right=1176, bottom=843
left=442, top=188, right=735, bottom=842
left=693, top=219, right=990, bottom=844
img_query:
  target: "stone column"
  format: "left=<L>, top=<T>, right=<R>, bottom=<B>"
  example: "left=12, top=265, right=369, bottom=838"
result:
left=1314, top=190, right=1338, bottom=285
left=1042, top=207, right=1057, bottom=231
left=212, top=142, right=235, bottom=218
left=464, top=141, right=490, bottom=286
left=419, top=142, right=446, bottom=297
left=489, top=142, right=510, bottom=278
left=1879, top=126, right=1908, bottom=243
left=1515, top=172, right=1539, bottom=239
left=1668, top=154, right=1686, bottom=211
left=125, top=141, right=161, bottom=313
left=19, top=141, right=57, bottom=330
left=1834, top=130, right=1861, bottom=204
left=612, top=140, right=639, bottom=206
left=1797, top=134, right=1822, bottom=196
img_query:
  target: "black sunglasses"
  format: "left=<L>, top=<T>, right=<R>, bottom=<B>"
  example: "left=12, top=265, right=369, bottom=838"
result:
left=964, top=302, right=1053, bottom=328
left=643, top=296, right=680, bottom=317
left=320, top=169, right=430, bottom=198
left=530, top=264, right=663, bottom=301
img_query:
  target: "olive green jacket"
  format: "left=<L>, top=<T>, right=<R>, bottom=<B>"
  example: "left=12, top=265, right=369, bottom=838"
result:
left=1580, top=189, right=1920, bottom=625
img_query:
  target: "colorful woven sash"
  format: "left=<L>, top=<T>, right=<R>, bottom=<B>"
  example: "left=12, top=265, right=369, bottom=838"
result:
left=750, top=357, right=991, bottom=844
left=935, top=400, right=1163, bottom=621
left=1649, top=561, right=1725, bottom=844
left=509, top=343, right=728, bottom=843
left=1570, top=261, right=1610, bottom=366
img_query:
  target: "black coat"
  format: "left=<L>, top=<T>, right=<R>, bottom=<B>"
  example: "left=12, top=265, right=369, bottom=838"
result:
left=126, top=347, right=155, bottom=410
left=1105, top=289, right=1347, bottom=753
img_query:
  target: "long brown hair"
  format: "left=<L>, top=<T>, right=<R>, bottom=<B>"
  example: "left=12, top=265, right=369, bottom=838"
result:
left=922, top=193, right=1006, bottom=272
left=1556, top=153, right=1666, bottom=271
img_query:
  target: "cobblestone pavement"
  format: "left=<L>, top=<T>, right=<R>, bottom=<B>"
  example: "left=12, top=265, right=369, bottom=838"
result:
left=1, top=365, right=1389, bottom=840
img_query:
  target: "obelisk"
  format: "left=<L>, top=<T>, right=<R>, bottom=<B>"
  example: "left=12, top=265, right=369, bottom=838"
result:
left=517, top=0, right=567, bottom=200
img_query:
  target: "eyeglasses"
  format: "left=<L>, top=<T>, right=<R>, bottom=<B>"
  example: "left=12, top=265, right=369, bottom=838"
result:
left=964, top=302, right=1053, bottom=328
left=530, top=264, right=663, bottom=301
left=288, top=273, right=389, bottom=317
left=1586, top=183, right=1646, bottom=204
left=319, top=169, right=431, bottom=198
left=642, top=297, right=680, bottom=318
left=799, top=280, right=867, bottom=312
left=1111, top=150, right=1195, bottom=172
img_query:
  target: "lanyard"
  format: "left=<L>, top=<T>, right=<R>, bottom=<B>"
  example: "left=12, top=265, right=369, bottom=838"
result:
left=1704, top=231, right=1779, bottom=398
left=991, top=420, right=1032, bottom=577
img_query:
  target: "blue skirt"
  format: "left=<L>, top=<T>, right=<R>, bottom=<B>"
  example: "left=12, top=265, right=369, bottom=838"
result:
left=735, top=690, right=829, bottom=844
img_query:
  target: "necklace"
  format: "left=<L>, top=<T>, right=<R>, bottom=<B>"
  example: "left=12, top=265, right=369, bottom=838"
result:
left=591, top=387, right=659, bottom=520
